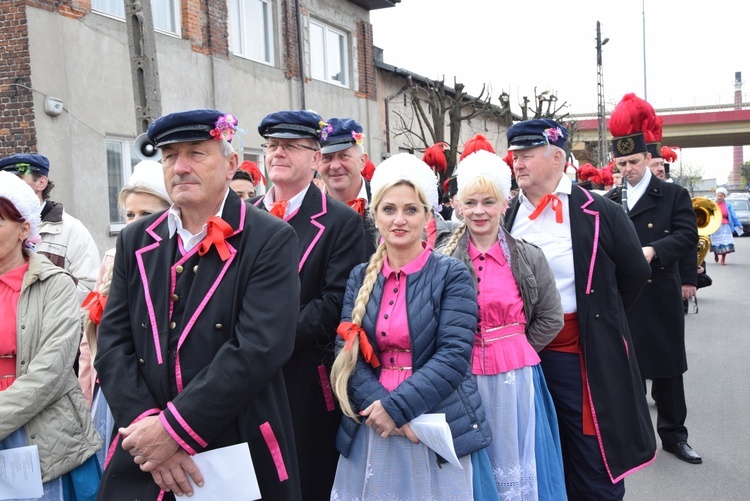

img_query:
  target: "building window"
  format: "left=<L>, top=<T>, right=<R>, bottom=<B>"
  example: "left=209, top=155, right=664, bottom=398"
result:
left=228, top=0, right=274, bottom=64
left=309, top=19, right=348, bottom=87
left=91, top=0, right=181, bottom=36
left=105, top=138, right=139, bottom=228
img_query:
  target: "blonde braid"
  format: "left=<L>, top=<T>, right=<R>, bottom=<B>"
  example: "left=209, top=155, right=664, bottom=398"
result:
left=331, top=242, right=388, bottom=419
left=440, top=222, right=467, bottom=257
left=83, top=259, right=114, bottom=360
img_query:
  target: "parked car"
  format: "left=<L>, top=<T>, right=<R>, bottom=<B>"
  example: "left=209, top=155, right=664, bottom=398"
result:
left=726, top=198, right=750, bottom=236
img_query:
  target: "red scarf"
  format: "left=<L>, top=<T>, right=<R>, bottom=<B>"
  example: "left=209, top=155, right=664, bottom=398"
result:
left=346, top=198, right=367, bottom=217
left=270, top=200, right=287, bottom=219
left=528, top=193, right=563, bottom=224
left=198, top=216, right=233, bottom=261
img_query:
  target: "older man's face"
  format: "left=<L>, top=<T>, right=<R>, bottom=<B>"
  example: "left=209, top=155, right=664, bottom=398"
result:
left=512, top=145, right=562, bottom=194
left=317, top=145, right=366, bottom=198
left=161, top=140, right=237, bottom=209
left=649, top=157, right=666, bottom=180
left=264, top=138, right=320, bottom=191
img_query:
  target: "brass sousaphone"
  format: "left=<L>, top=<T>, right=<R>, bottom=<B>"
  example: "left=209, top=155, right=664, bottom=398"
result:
left=693, top=197, right=721, bottom=266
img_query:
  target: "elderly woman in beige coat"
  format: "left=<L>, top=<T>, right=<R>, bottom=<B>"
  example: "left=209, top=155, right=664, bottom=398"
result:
left=0, top=171, right=101, bottom=500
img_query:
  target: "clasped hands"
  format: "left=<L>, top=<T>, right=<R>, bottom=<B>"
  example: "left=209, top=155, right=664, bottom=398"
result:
left=360, top=400, right=419, bottom=444
left=120, top=416, right=204, bottom=496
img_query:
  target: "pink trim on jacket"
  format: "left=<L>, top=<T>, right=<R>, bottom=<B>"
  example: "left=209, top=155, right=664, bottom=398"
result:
left=578, top=187, right=600, bottom=294
left=105, top=407, right=161, bottom=468
left=260, top=422, right=289, bottom=482
left=173, top=245, right=237, bottom=392
left=135, top=213, right=171, bottom=365
left=298, top=194, right=327, bottom=273
left=159, top=412, right=197, bottom=456
left=318, top=364, right=336, bottom=412
left=167, top=401, right=208, bottom=448
left=173, top=203, right=245, bottom=392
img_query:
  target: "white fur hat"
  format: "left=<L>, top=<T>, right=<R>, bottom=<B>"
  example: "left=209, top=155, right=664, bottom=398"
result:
left=456, top=150, right=512, bottom=199
left=126, top=160, right=171, bottom=205
left=370, top=153, right=440, bottom=211
left=715, top=187, right=728, bottom=196
left=0, top=171, right=42, bottom=241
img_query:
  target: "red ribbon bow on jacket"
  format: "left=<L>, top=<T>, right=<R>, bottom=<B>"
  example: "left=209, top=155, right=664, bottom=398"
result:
left=269, top=200, right=287, bottom=219
left=346, top=198, right=367, bottom=218
left=528, top=193, right=563, bottom=224
left=337, top=321, right=380, bottom=368
left=82, top=290, right=108, bottom=325
left=198, top=216, right=233, bottom=261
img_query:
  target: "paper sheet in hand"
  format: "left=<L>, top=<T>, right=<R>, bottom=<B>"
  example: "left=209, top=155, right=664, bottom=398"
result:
left=187, top=443, right=261, bottom=500
left=0, top=445, right=44, bottom=500
left=409, top=413, right=462, bottom=468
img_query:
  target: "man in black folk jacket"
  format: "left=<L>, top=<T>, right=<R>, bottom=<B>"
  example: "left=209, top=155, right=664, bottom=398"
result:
left=504, top=119, right=655, bottom=500
left=253, top=110, right=367, bottom=500
left=96, top=109, right=302, bottom=500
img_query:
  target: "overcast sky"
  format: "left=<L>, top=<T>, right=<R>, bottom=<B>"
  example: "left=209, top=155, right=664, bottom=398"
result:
left=371, top=0, right=749, bottom=185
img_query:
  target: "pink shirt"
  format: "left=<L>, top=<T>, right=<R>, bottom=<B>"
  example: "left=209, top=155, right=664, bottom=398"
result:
left=0, top=262, right=28, bottom=390
left=469, top=240, right=539, bottom=375
left=376, top=244, right=432, bottom=392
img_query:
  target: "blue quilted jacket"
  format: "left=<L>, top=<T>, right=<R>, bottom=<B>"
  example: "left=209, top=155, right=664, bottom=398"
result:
left=335, top=252, right=492, bottom=459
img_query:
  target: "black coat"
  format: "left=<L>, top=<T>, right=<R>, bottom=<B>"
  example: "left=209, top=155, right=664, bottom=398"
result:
left=606, top=175, right=698, bottom=378
left=253, top=183, right=367, bottom=499
left=96, top=190, right=302, bottom=500
left=506, top=185, right=656, bottom=482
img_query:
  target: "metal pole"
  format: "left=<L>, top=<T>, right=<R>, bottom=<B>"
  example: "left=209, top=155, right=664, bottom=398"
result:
left=642, top=0, right=648, bottom=100
left=596, top=21, right=607, bottom=168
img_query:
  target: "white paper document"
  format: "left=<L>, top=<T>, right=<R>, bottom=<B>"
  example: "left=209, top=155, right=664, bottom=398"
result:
left=187, top=443, right=261, bottom=501
left=409, top=413, right=462, bottom=469
left=0, top=445, right=44, bottom=500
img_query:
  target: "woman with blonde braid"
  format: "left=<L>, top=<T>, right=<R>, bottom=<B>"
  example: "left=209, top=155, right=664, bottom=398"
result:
left=78, top=160, right=171, bottom=469
left=329, top=153, right=497, bottom=500
left=440, top=150, right=565, bottom=500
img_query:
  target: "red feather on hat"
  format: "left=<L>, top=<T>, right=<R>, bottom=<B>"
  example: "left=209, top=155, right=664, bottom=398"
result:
left=600, top=167, right=613, bottom=186
left=239, top=161, right=266, bottom=186
left=578, top=163, right=599, bottom=183
left=361, top=159, right=376, bottom=182
left=502, top=150, right=515, bottom=179
left=459, top=134, right=496, bottom=161
left=442, top=178, right=451, bottom=195
left=609, top=93, right=657, bottom=137
left=643, top=115, right=663, bottom=143
left=661, top=146, right=678, bottom=163
left=422, top=143, right=448, bottom=173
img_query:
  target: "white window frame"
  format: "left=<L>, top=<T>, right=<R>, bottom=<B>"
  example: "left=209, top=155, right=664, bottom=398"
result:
left=91, top=0, right=181, bottom=37
left=228, top=0, right=275, bottom=65
left=309, top=19, right=349, bottom=87
left=105, top=137, right=139, bottom=232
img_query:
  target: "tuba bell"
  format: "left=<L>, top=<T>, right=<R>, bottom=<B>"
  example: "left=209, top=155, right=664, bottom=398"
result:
left=693, top=197, right=721, bottom=266
left=134, top=133, right=162, bottom=162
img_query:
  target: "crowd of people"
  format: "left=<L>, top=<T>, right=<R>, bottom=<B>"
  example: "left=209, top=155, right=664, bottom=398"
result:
left=1, top=92, right=724, bottom=501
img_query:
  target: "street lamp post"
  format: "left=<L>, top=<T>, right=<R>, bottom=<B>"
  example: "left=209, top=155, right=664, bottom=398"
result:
left=596, top=21, right=609, bottom=168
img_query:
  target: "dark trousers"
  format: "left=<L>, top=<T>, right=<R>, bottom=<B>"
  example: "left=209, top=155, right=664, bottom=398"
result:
left=540, top=350, right=625, bottom=501
left=650, top=375, right=689, bottom=445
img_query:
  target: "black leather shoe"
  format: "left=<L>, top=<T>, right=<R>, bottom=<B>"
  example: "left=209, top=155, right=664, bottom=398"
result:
left=662, top=442, right=702, bottom=464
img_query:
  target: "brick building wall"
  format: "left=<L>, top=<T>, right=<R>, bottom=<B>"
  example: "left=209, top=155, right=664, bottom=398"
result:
left=1, top=0, right=38, bottom=156
left=356, top=19, right=375, bottom=100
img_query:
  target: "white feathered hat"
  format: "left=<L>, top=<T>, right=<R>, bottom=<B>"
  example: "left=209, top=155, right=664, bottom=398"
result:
left=456, top=150, right=512, bottom=199
left=0, top=171, right=42, bottom=241
left=120, top=160, right=171, bottom=207
left=370, top=153, right=440, bottom=211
